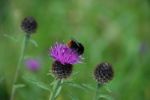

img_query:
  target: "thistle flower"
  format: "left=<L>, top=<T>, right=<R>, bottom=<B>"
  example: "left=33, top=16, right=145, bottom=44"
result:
left=94, top=62, right=114, bottom=84
left=21, top=16, right=37, bottom=34
left=50, top=43, right=81, bottom=65
left=25, top=59, right=40, bottom=72
left=49, top=42, right=83, bottom=100
left=52, top=61, right=73, bottom=79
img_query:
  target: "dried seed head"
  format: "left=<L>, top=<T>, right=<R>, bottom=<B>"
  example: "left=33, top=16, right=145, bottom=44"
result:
left=94, top=62, right=114, bottom=84
left=21, top=16, right=37, bottom=34
left=52, top=61, right=73, bottom=79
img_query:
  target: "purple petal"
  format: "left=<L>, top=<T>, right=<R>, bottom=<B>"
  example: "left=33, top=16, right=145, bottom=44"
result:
left=50, top=43, right=81, bottom=64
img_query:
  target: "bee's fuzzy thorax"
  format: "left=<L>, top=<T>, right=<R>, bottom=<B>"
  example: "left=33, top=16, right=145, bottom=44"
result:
left=67, top=40, right=84, bottom=55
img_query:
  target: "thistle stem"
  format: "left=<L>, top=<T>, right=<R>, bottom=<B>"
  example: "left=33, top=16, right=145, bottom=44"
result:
left=10, top=34, right=30, bottom=100
left=49, top=79, right=62, bottom=100
left=93, top=83, right=102, bottom=100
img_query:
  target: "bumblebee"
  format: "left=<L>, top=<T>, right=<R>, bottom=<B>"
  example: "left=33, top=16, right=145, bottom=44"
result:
left=67, top=39, right=84, bottom=55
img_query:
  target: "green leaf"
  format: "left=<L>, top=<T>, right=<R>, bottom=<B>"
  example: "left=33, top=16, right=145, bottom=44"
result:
left=33, top=81, right=50, bottom=91
left=104, top=86, right=112, bottom=93
left=54, top=85, right=62, bottom=98
left=23, top=76, right=50, bottom=91
left=50, top=80, right=55, bottom=86
left=64, top=81, right=87, bottom=91
left=30, top=39, right=38, bottom=47
left=14, top=84, right=26, bottom=89
left=50, top=79, right=62, bottom=100
left=47, top=72, right=55, bottom=78
left=3, top=34, right=18, bottom=42
left=98, top=94, right=113, bottom=100
left=81, top=83, right=95, bottom=91
left=53, top=80, right=63, bottom=98
left=69, top=94, right=79, bottom=100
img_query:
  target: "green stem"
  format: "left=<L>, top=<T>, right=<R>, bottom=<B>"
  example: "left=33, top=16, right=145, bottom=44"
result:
left=10, top=34, right=30, bottom=100
left=93, top=83, right=102, bottom=100
left=49, top=79, right=62, bottom=100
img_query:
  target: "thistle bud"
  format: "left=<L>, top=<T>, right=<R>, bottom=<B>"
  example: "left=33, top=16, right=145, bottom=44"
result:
left=52, top=61, right=73, bottom=79
left=94, top=62, right=114, bottom=84
left=21, top=16, right=37, bottom=34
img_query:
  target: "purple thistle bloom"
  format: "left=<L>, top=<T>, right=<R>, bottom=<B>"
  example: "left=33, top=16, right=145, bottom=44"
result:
left=50, top=43, right=81, bottom=65
left=25, top=59, right=40, bottom=71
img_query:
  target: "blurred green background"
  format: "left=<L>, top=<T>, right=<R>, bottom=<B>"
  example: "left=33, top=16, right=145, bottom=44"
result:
left=0, top=0, right=150, bottom=100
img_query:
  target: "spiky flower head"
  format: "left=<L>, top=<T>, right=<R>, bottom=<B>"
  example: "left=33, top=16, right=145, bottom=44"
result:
left=25, top=59, right=40, bottom=72
left=52, top=61, right=73, bottom=79
left=21, top=16, right=37, bottom=34
left=94, top=62, right=114, bottom=84
left=50, top=43, right=81, bottom=65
